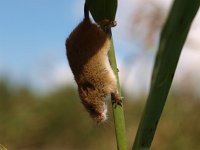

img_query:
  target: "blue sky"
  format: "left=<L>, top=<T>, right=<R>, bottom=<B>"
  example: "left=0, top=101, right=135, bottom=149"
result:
left=0, top=0, right=136, bottom=90
left=1, top=0, right=200, bottom=96
left=0, top=0, right=83, bottom=86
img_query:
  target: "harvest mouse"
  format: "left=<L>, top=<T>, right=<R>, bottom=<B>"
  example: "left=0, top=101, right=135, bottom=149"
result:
left=66, top=3, right=121, bottom=123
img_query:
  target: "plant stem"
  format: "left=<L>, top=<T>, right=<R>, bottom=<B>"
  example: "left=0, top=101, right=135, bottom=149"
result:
left=108, top=30, right=127, bottom=150
left=132, top=0, right=199, bottom=149
left=0, top=144, right=7, bottom=150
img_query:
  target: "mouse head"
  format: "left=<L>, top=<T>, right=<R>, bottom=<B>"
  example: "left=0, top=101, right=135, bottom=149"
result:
left=82, top=99, right=107, bottom=123
left=78, top=83, right=108, bottom=123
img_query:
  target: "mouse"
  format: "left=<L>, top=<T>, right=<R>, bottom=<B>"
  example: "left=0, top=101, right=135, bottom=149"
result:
left=65, top=3, right=121, bottom=123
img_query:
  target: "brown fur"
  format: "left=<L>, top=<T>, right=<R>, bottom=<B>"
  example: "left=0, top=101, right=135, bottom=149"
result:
left=66, top=18, right=120, bottom=123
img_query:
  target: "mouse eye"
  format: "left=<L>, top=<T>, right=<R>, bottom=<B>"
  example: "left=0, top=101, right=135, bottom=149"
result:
left=88, top=105, right=96, bottom=113
left=88, top=105, right=101, bottom=116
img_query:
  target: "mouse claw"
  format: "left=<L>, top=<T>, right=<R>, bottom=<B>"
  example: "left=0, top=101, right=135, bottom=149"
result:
left=98, top=19, right=117, bottom=28
left=111, top=93, right=123, bottom=107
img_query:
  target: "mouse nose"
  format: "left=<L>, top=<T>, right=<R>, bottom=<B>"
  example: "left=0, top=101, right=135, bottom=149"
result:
left=95, top=113, right=107, bottom=123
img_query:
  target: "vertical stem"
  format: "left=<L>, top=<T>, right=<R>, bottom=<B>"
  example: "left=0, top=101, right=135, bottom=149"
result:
left=132, top=0, right=199, bottom=149
left=108, top=30, right=127, bottom=150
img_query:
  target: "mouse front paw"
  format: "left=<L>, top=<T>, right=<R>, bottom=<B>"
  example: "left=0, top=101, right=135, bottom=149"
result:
left=111, top=93, right=123, bottom=107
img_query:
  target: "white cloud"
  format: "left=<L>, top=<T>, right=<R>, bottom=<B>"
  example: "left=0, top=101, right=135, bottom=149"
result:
left=51, top=63, right=75, bottom=87
left=173, top=48, right=200, bottom=96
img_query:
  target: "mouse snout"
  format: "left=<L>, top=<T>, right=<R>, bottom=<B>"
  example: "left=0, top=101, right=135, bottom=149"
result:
left=93, top=106, right=107, bottom=123
left=82, top=99, right=108, bottom=123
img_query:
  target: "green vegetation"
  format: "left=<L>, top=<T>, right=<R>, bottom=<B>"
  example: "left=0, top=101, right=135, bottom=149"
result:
left=133, top=0, right=200, bottom=149
left=108, top=36, right=127, bottom=150
left=0, top=144, right=7, bottom=150
left=86, top=0, right=117, bottom=22
left=1, top=81, right=200, bottom=150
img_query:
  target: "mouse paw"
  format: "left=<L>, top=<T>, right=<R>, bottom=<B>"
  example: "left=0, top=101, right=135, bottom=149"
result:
left=111, top=93, right=123, bottom=107
left=98, top=19, right=117, bottom=28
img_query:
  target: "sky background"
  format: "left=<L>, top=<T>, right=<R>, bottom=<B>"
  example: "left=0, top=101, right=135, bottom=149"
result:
left=0, top=0, right=81, bottom=89
left=0, top=0, right=200, bottom=97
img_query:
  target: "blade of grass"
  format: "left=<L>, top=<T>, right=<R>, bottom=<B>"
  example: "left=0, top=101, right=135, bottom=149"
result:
left=132, top=0, right=200, bottom=149
left=86, top=0, right=117, bottom=22
left=108, top=31, right=127, bottom=150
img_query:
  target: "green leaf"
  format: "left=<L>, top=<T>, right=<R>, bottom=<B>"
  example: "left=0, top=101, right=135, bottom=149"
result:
left=132, top=0, right=200, bottom=149
left=108, top=36, right=127, bottom=150
left=86, top=0, right=117, bottom=22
